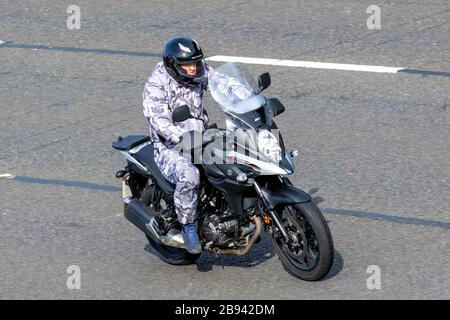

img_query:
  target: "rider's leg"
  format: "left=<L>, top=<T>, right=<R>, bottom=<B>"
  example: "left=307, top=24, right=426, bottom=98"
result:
left=155, top=148, right=201, bottom=253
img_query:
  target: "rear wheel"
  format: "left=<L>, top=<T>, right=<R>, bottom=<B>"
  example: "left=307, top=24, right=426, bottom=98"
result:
left=140, top=183, right=200, bottom=265
left=269, top=201, right=334, bottom=281
left=145, top=235, right=200, bottom=265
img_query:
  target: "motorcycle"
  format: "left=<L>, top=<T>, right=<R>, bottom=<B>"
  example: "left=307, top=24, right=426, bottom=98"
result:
left=112, top=62, right=334, bottom=281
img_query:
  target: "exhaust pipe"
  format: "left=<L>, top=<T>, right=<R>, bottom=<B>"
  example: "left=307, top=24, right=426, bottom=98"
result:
left=214, top=215, right=263, bottom=256
left=124, top=197, right=186, bottom=249
left=124, top=197, right=155, bottom=234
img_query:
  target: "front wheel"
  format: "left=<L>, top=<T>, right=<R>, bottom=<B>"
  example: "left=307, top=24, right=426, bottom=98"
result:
left=269, top=201, right=334, bottom=281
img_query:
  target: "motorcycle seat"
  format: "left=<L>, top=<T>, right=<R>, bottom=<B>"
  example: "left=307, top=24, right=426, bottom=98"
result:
left=132, top=143, right=176, bottom=195
left=112, top=135, right=150, bottom=151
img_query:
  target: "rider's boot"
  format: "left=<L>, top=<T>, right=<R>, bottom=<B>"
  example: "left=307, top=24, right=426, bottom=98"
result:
left=182, top=223, right=202, bottom=254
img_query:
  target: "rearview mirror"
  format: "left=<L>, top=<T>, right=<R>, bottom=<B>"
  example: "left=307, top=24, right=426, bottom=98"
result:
left=267, top=98, right=285, bottom=116
left=258, top=72, right=271, bottom=92
left=172, top=105, right=192, bottom=122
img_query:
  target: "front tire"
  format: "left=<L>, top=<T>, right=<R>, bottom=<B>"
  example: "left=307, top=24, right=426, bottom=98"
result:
left=269, top=201, right=334, bottom=281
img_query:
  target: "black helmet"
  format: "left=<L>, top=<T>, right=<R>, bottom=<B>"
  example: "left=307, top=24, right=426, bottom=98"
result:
left=163, top=36, right=205, bottom=87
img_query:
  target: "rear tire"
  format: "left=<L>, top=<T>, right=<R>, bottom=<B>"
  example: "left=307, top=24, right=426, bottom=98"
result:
left=270, top=201, right=334, bottom=281
left=140, top=184, right=200, bottom=265
left=146, top=235, right=200, bottom=265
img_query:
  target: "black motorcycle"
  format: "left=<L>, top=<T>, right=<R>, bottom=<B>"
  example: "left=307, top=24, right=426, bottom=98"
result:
left=112, top=62, right=334, bottom=281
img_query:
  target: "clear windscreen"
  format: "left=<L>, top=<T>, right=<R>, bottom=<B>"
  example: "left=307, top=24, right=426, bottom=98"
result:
left=208, top=62, right=265, bottom=115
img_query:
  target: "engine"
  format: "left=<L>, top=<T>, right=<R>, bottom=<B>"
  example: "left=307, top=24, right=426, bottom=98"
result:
left=201, top=211, right=239, bottom=247
left=199, top=189, right=257, bottom=247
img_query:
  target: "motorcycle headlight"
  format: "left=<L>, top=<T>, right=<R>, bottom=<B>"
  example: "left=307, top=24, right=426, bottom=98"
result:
left=257, top=130, right=282, bottom=163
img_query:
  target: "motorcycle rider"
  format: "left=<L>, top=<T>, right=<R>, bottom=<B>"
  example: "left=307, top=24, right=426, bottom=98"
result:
left=142, top=36, right=212, bottom=254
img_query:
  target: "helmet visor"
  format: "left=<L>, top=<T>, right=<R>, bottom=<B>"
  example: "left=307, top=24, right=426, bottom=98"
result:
left=174, top=59, right=205, bottom=80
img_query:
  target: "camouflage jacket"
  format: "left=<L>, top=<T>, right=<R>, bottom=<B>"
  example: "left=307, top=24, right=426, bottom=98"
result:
left=142, top=62, right=211, bottom=150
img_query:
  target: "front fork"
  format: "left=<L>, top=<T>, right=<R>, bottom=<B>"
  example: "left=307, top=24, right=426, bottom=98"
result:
left=253, top=180, right=290, bottom=242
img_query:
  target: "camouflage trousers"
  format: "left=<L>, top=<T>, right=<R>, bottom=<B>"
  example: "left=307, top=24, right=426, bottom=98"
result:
left=154, top=146, right=200, bottom=225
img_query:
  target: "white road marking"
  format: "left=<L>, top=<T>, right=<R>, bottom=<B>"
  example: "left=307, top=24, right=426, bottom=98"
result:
left=0, top=173, right=15, bottom=179
left=206, top=55, right=405, bottom=74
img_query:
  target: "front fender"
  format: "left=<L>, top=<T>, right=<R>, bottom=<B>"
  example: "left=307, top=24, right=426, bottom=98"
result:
left=260, top=184, right=311, bottom=209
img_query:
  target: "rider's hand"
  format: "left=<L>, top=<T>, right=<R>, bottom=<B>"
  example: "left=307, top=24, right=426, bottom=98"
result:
left=170, top=135, right=182, bottom=144
left=173, top=130, right=196, bottom=146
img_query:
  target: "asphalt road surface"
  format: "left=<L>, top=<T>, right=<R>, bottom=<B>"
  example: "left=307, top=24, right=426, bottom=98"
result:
left=0, top=0, right=449, bottom=299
